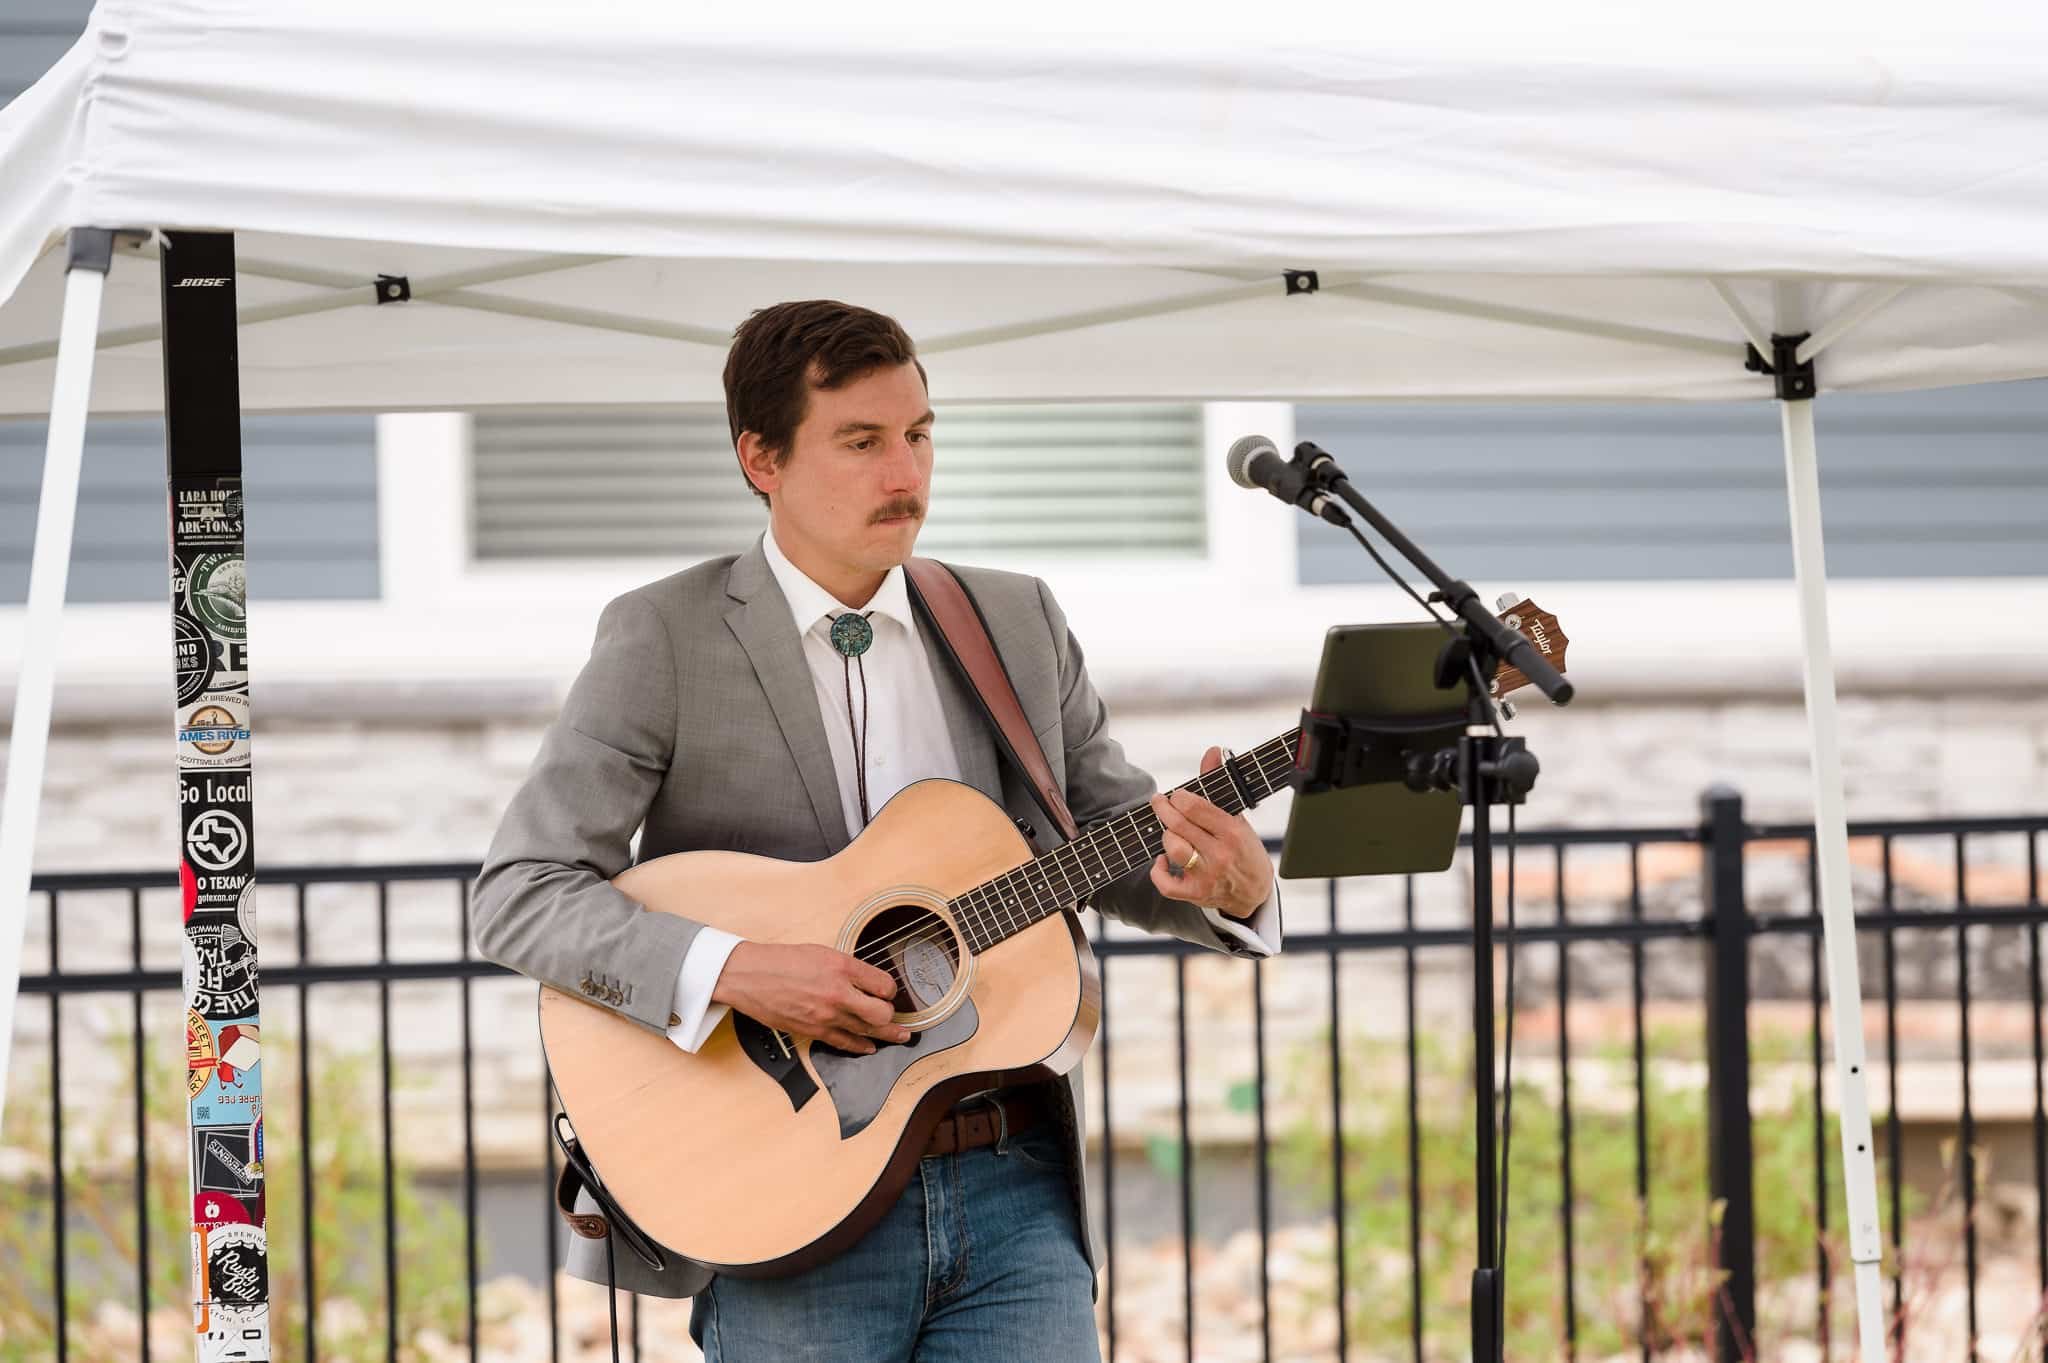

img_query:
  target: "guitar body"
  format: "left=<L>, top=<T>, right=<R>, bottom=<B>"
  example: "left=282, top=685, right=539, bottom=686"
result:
left=534, top=599, right=1568, bottom=1281
left=538, top=777, right=1099, bottom=1279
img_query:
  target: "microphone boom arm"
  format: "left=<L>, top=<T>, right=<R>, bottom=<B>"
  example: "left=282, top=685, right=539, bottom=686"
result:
left=1292, top=441, right=1574, bottom=706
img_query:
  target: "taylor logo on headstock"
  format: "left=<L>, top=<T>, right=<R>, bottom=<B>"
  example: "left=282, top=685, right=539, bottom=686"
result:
left=1491, top=596, right=1569, bottom=699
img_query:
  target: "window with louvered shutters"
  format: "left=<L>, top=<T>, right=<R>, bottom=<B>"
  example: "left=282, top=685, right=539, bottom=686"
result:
left=469, top=404, right=1206, bottom=561
left=2, top=3, right=86, bottom=109
left=1296, top=381, right=2048, bottom=583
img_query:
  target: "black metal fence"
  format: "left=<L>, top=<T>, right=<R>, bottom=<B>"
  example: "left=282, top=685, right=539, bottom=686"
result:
left=15, top=788, right=2048, bottom=1363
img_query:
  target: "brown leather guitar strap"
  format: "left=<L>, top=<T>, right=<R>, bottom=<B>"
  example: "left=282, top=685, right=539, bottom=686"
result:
left=904, top=558, right=1079, bottom=845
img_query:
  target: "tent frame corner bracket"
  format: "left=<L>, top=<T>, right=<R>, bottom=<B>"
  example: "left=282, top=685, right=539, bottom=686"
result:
left=1744, top=332, right=1816, bottom=402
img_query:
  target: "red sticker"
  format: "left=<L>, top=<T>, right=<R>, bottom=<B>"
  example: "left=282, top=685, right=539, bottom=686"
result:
left=194, top=1191, right=253, bottom=1226
left=181, top=859, right=198, bottom=921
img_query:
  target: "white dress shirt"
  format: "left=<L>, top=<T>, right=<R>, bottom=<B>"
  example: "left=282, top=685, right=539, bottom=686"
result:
left=666, top=524, right=1279, bottom=1051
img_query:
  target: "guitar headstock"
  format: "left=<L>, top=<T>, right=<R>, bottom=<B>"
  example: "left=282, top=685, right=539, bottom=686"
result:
left=1490, top=593, right=1569, bottom=700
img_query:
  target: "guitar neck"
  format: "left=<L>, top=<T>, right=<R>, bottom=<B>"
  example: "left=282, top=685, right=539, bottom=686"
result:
left=950, top=730, right=1301, bottom=952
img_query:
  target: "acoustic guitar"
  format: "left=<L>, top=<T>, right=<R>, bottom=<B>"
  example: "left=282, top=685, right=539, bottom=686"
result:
left=539, top=601, right=1568, bottom=1278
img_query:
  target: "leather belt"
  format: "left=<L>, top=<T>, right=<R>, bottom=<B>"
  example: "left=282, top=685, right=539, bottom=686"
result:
left=922, top=1085, right=1052, bottom=1159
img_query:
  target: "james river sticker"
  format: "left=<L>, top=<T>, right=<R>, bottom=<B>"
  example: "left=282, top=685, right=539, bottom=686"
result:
left=177, top=694, right=252, bottom=769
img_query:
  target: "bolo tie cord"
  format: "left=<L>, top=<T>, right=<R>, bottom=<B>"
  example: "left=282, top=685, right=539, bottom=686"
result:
left=829, top=609, right=878, bottom=828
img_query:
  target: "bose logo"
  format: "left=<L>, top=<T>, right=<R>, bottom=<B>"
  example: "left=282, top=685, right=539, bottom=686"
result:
left=174, top=278, right=231, bottom=288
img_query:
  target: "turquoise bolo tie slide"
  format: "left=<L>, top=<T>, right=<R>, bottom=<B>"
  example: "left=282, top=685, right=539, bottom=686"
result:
left=829, top=612, right=875, bottom=658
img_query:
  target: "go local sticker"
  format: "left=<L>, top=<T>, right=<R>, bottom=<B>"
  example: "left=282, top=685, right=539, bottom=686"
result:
left=184, top=785, right=253, bottom=871
left=181, top=771, right=254, bottom=914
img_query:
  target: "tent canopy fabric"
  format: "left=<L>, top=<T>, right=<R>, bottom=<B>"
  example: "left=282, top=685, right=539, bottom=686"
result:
left=3, top=2, right=2048, bottom=414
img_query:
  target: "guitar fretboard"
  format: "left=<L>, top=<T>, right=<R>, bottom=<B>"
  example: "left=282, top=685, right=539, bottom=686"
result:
left=949, top=731, right=1300, bottom=952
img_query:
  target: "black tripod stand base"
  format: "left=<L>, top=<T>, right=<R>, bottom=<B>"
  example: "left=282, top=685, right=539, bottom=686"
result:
left=1471, top=1266, right=1503, bottom=1363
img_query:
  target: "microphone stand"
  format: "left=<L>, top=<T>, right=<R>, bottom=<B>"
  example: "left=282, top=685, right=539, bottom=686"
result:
left=1292, top=443, right=1572, bottom=1363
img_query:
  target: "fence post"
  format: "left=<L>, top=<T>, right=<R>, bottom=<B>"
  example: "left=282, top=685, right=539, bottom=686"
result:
left=1702, top=784, right=1758, bottom=1363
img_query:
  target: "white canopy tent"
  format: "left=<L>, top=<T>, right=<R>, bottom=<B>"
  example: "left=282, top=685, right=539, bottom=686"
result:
left=7, top=4, right=2048, bottom=1356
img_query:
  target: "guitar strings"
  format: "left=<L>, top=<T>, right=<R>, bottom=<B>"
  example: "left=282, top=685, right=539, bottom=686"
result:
left=839, top=742, right=1299, bottom=979
left=786, top=741, right=1292, bottom=1054
left=843, top=743, right=1296, bottom=973
left=839, top=744, right=1286, bottom=978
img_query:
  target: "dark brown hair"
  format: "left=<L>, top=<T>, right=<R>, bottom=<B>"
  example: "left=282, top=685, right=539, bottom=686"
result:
left=723, top=300, right=928, bottom=507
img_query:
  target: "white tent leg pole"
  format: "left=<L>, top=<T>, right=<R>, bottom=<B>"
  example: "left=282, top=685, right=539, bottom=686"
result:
left=0, top=230, right=114, bottom=1127
left=1780, top=396, right=1889, bottom=1363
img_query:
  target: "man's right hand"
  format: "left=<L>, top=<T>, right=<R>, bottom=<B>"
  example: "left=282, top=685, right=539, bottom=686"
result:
left=710, top=941, right=912, bottom=1055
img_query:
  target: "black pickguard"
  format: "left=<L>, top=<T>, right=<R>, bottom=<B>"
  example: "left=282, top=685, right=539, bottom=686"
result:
left=808, top=999, right=980, bottom=1141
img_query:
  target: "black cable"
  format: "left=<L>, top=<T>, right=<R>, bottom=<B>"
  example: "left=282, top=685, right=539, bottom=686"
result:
left=1498, top=799, right=1517, bottom=1279
left=1340, top=514, right=1521, bottom=1313
left=1342, top=522, right=1458, bottom=634
left=549, top=1113, right=640, bottom=1363
left=605, top=1225, right=621, bottom=1363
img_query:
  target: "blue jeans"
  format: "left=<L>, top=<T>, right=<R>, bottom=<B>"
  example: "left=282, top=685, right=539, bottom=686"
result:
left=688, top=1114, right=1100, bottom=1362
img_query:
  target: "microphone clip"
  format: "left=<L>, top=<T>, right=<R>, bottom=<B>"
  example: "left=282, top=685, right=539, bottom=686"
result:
left=1287, top=442, right=1351, bottom=526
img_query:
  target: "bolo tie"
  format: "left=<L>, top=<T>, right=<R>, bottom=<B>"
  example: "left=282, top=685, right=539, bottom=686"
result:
left=828, top=609, right=878, bottom=828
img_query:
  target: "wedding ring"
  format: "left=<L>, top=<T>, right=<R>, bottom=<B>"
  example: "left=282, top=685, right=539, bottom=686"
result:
left=1183, top=849, right=1202, bottom=872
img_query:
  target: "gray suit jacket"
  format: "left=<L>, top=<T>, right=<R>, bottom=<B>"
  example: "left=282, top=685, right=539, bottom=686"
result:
left=470, top=536, right=1281, bottom=1298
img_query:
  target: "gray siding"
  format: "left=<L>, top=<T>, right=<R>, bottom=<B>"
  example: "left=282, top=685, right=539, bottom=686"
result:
left=1297, top=381, right=2048, bottom=583
left=2, top=417, right=380, bottom=603
left=1, top=1, right=88, bottom=106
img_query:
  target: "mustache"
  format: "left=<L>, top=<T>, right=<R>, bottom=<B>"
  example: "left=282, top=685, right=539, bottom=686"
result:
left=873, top=499, right=923, bottom=522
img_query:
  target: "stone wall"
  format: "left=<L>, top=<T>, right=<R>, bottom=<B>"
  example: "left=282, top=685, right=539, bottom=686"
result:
left=6, top=682, right=2045, bottom=1182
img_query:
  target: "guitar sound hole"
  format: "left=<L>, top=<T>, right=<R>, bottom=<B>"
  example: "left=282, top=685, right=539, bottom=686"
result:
left=855, top=906, right=959, bottom=1013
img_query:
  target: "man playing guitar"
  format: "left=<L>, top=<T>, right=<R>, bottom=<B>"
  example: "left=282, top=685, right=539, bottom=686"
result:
left=472, top=300, right=1283, bottom=1361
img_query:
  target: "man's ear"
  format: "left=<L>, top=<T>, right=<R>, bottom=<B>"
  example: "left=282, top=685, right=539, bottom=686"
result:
left=736, top=431, right=780, bottom=497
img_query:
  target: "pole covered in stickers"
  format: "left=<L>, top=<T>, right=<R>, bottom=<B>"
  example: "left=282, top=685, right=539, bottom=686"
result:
left=163, top=231, right=270, bottom=1363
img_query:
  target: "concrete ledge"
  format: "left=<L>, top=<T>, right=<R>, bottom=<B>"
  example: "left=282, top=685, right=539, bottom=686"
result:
left=7, top=650, right=2048, bottom=728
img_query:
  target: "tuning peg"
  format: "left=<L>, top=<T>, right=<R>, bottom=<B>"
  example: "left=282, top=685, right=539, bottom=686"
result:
left=1495, top=591, right=1520, bottom=611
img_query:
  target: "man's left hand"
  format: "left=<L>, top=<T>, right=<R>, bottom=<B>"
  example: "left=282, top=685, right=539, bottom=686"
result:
left=1148, top=746, right=1274, bottom=919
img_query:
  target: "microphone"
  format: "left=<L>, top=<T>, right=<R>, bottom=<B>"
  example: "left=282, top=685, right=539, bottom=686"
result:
left=1226, top=435, right=1350, bottom=526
